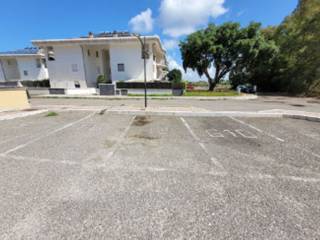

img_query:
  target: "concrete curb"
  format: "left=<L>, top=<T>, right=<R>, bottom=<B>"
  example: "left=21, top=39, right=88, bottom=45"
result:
left=283, top=114, right=320, bottom=122
left=104, top=110, right=283, bottom=118
left=32, top=94, right=258, bottom=101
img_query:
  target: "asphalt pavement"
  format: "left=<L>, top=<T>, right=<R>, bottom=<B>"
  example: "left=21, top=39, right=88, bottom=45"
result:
left=0, top=110, right=319, bottom=239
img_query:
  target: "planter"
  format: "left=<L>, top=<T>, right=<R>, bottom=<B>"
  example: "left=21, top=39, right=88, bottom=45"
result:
left=49, top=88, right=65, bottom=95
left=172, top=88, right=184, bottom=96
left=120, top=89, right=128, bottom=96
left=99, top=84, right=115, bottom=96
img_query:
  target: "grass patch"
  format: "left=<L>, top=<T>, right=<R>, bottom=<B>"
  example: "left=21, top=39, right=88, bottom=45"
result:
left=128, top=93, right=172, bottom=97
left=184, top=90, right=239, bottom=97
left=46, top=111, right=58, bottom=117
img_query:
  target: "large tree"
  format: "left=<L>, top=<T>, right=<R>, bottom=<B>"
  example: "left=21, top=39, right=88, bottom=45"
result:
left=180, top=23, right=242, bottom=91
left=180, top=22, right=276, bottom=91
left=273, top=0, right=320, bottom=95
left=229, top=23, right=280, bottom=91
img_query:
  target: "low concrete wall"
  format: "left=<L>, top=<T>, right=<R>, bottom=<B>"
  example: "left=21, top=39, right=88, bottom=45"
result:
left=127, top=89, right=172, bottom=95
left=27, top=88, right=50, bottom=96
left=0, top=88, right=30, bottom=110
left=65, top=88, right=97, bottom=95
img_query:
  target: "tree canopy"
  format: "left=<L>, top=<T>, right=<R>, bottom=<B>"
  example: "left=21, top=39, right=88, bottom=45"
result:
left=272, top=0, right=320, bottom=95
left=179, top=0, right=320, bottom=96
left=180, top=22, right=276, bottom=91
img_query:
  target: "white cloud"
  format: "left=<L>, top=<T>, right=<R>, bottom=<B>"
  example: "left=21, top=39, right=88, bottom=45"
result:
left=163, top=39, right=179, bottom=50
left=129, top=8, right=154, bottom=34
left=159, top=0, right=227, bottom=37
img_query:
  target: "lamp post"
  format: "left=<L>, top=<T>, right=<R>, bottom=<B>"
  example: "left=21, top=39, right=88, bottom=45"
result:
left=133, top=34, right=147, bottom=108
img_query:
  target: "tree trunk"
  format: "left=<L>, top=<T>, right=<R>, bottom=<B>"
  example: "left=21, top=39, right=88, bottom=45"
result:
left=209, top=81, right=217, bottom=91
left=204, top=69, right=216, bottom=91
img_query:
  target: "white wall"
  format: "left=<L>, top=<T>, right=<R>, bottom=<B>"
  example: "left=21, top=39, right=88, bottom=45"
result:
left=46, top=45, right=87, bottom=88
left=1, top=58, right=20, bottom=80
left=0, top=60, right=5, bottom=82
left=82, top=46, right=105, bottom=88
left=109, top=42, right=154, bottom=82
left=16, top=57, right=49, bottom=81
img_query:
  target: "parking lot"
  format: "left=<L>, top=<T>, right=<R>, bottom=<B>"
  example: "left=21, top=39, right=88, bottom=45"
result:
left=0, top=110, right=320, bottom=239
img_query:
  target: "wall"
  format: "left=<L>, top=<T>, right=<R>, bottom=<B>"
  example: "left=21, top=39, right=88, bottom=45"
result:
left=81, top=46, right=106, bottom=88
left=0, top=88, right=30, bottom=110
left=16, top=57, right=49, bottom=81
left=0, top=60, right=5, bottom=82
left=46, top=45, right=87, bottom=88
left=1, top=58, right=20, bottom=80
left=109, top=42, right=154, bottom=82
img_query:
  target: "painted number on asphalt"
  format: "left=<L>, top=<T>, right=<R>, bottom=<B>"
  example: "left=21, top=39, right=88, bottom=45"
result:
left=206, top=129, right=257, bottom=139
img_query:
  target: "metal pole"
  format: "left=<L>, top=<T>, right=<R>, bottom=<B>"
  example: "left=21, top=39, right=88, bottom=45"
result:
left=143, top=36, right=147, bottom=108
left=133, top=33, right=148, bottom=109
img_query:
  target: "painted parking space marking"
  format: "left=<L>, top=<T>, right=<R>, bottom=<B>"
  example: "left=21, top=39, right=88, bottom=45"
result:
left=229, top=116, right=285, bottom=142
left=224, top=129, right=237, bottom=137
left=206, top=128, right=257, bottom=139
left=235, top=129, right=258, bottom=139
left=2, top=112, right=96, bottom=155
left=206, top=129, right=224, bottom=138
left=180, top=117, right=226, bottom=172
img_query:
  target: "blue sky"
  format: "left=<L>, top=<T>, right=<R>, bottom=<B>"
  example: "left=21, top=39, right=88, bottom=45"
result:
left=0, top=0, right=298, bottom=80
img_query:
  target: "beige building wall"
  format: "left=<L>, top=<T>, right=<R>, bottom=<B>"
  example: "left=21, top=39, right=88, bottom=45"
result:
left=0, top=88, right=30, bottom=110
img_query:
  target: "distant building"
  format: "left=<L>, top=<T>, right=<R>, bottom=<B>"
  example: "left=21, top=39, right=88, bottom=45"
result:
left=32, top=32, right=168, bottom=90
left=0, top=47, right=49, bottom=83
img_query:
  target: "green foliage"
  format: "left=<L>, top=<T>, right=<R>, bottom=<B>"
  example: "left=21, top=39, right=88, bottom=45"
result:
left=167, top=68, right=182, bottom=83
left=180, top=22, right=274, bottom=91
left=172, top=81, right=186, bottom=90
left=272, top=0, right=320, bottom=94
left=46, top=111, right=58, bottom=117
left=21, top=79, right=50, bottom=88
left=184, top=90, right=238, bottom=97
left=180, top=0, right=320, bottom=96
left=96, top=75, right=108, bottom=86
left=229, top=23, right=280, bottom=91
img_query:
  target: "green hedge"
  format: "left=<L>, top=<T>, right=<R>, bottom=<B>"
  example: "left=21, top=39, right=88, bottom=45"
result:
left=21, top=79, right=50, bottom=88
left=116, top=81, right=172, bottom=89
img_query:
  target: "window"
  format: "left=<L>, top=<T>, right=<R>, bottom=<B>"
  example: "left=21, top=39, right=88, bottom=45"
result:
left=87, top=49, right=91, bottom=56
left=47, top=46, right=55, bottom=61
left=36, top=59, right=41, bottom=68
left=117, top=63, right=125, bottom=72
left=74, top=81, right=80, bottom=88
left=23, top=70, right=28, bottom=76
left=96, top=51, right=99, bottom=58
left=71, top=64, right=78, bottom=72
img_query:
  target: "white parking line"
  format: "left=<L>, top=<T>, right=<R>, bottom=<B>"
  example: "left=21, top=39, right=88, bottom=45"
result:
left=102, top=115, right=136, bottom=164
left=2, top=112, right=96, bottom=155
left=180, top=117, right=225, bottom=172
left=180, top=117, right=200, bottom=141
left=229, top=116, right=285, bottom=142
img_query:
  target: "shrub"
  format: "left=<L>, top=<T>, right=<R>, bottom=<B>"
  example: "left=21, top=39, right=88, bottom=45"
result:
left=172, top=81, right=186, bottom=90
left=116, top=82, right=172, bottom=89
left=167, top=69, right=182, bottom=82
left=21, top=79, right=50, bottom=88
left=96, top=75, right=109, bottom=86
